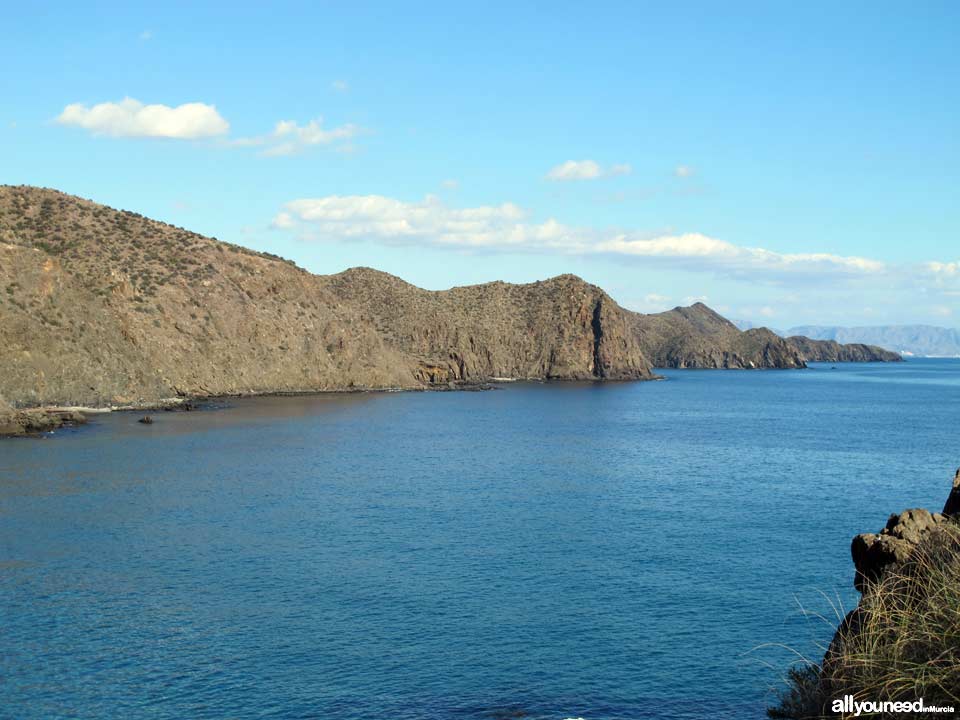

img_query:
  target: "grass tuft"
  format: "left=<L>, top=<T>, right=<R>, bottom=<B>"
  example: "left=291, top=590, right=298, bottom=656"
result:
left=769, top=521, right=960, bottom=718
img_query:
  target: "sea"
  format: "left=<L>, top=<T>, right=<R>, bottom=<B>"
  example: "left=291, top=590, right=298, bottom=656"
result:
left=2, top=359, right=958, bottom=719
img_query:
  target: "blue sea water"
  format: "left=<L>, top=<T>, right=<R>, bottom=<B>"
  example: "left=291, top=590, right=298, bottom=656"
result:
left=1, top=359, right=958, bottom=720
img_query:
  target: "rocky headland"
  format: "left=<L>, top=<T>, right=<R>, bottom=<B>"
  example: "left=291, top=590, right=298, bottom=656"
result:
left=0, top=185, right=902, bottom=434
left=631, top=302, right=808, bottom=369
left=785, top=336, right=903, bottom=363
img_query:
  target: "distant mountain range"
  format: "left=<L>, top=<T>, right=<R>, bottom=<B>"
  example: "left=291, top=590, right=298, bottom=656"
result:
left=734, top=320, right=960, bottom=358
left=786, top=325, right=960, bottom=358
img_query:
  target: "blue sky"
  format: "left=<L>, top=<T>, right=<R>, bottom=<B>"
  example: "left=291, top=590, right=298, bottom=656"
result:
left=2, top=1, right=957, bottom=327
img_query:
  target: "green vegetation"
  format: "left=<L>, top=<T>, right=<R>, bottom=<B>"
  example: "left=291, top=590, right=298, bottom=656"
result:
left=770, top=521, right=960, bottom=718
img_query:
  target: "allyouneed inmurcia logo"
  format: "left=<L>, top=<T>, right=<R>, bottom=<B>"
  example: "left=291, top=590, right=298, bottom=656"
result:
left=832, top=696, right=956, bottom=716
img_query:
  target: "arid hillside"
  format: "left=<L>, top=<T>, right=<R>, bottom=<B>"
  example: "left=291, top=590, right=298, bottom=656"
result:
left=0, top=186, right=900, bottom=412
left=0, top=186, right=653, bottom=408
left=631, top=302, right=808, bottom=369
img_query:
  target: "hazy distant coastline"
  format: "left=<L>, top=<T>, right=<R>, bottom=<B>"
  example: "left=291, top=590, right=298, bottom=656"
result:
left=734, top=320, right=960, bottom=358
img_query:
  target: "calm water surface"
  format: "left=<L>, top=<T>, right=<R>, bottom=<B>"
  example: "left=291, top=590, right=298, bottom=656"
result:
left=2, top=359, right=958, bottom=719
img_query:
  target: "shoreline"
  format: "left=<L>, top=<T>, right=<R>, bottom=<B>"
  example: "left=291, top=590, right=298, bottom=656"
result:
left=0, top=379, right=514, bottom=437
left=2, top=359, right=927, bottom=438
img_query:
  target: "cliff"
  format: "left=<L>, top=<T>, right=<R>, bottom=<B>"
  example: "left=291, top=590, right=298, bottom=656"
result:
left=0, top=186, right=654, bottom=409
left=785, top=336, right=903, bottom=363
left=326, top=267, right=651, bottom=383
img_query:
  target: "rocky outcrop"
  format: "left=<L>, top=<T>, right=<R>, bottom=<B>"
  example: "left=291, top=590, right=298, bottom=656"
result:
left=0, top=186, right=655, bottom=410
left=627, top=303, right=901, bottom=369
left=851, top=508, right=949, bottom=591
left=850, top=469, right=960, bottom=590
left=0, top=397, right=86, bottom=436
left=629, top=303, right=808, bottom=369
left=786, top=336, right=902, bottom=363
left=770, top=470, right=960, bottom=718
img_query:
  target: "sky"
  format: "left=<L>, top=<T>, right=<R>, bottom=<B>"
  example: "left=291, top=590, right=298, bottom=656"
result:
left=2, top=1, right=957, bottom=328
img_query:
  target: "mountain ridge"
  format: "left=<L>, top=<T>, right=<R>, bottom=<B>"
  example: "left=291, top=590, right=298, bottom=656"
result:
left=0, top=186, right=902, bottom=422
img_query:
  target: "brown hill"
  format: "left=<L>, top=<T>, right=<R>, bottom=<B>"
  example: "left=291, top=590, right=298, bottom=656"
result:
left=785, top=335, right=902, bottom=363
left=0, top=186, right=902, bottom=417
left=630, top=303, right=807, bottom=369
left=0, top=186, right=653, bottom=409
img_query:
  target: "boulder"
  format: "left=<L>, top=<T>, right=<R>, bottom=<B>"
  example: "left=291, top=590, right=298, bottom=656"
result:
left=851, top=507, right=947, bottom=591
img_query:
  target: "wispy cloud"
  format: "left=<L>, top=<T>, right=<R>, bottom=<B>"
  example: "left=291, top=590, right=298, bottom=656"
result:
left=139, top=30, right=153, bottom=41
left=331, top=80, right=350, bottom=93
left=273, top=193, right=891, bottom=281
left=232, top=118, right=362, bottom=156
left=546, top=160, right=632, bottom=181
left=674, top=164, right=694, bottom=178
left=57, top=98, right=229, bottom=139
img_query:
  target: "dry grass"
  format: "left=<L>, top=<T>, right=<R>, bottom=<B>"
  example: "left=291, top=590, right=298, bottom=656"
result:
left=769, top=521, right=960, bottom=718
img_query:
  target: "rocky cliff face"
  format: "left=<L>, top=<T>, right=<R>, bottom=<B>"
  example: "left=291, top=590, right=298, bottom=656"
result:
left=786, top=335, right=903, bottom=363
left=326, top=268, right=652, bottom=383
left=0, top=186, right=654, bottom=408
left=629, top=303, right=808, bottom=369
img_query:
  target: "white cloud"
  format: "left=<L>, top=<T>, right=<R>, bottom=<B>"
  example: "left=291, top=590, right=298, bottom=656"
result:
left=441, top=179, right=460, bottom=190
left=271, top=212, right=296, bottom=229
left=925, top=261, right=959, bottom=284
left=629, top=292, right=673, bottom=313
left=234, top=118, right=362, bottom=156
left=57, top=98, right=229, bottom=139
left=139, top=30, right=153, bottom=41
left=274, top=193, right=891, bottom=281
left=331, top=80, right=350, bottom=93
left=675, top=165, right=694, bottom=178
left=546, top=160, right=632, bottom=181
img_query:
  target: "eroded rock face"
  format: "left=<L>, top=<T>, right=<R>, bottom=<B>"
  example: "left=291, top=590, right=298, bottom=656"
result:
left=851, top=507, right=949, bottom=591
